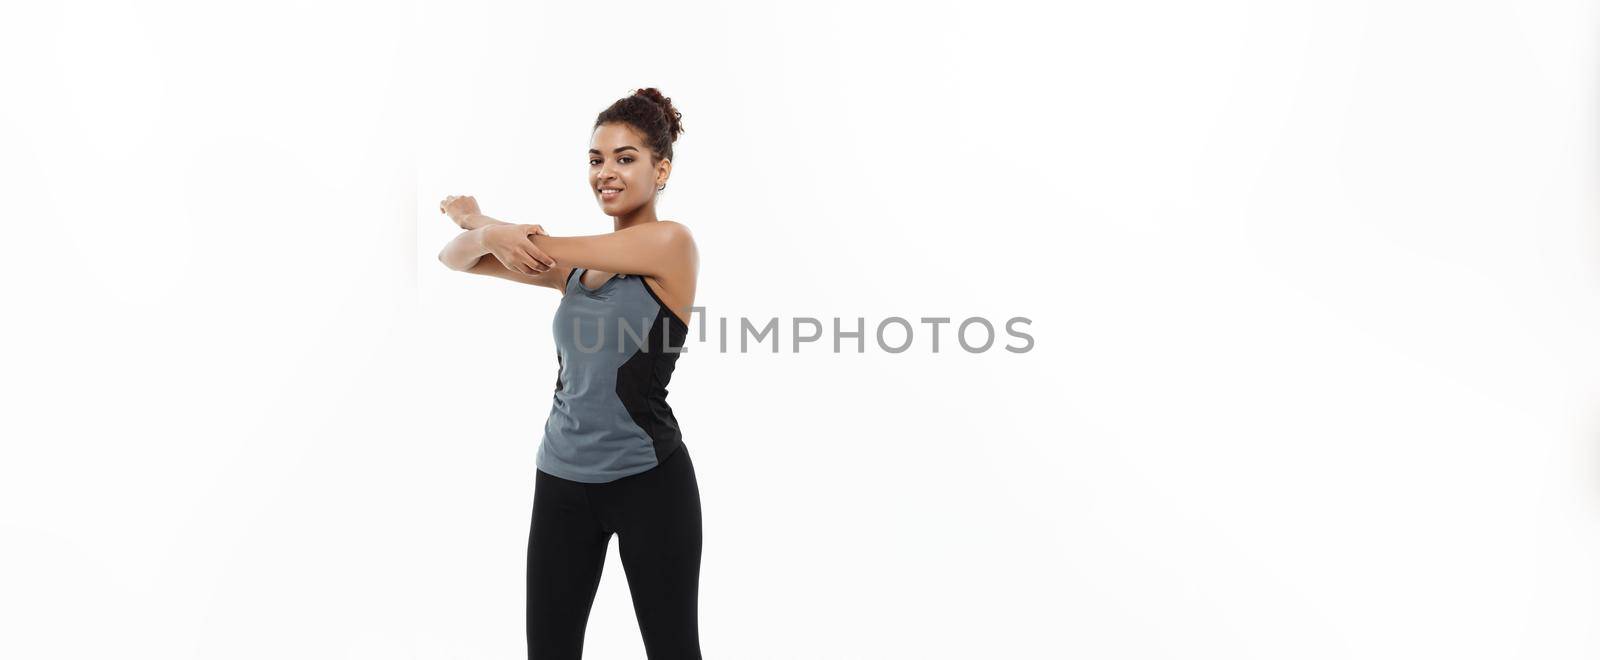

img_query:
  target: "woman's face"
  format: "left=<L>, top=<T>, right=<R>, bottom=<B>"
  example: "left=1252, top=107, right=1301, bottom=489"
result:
left=589, top=122, right=667, bottom=216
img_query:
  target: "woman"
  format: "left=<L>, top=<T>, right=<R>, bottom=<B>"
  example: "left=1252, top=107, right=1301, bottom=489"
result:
left=436, top=88, right=702, bottom=659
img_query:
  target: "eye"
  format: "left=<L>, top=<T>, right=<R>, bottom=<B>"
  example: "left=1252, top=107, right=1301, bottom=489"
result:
left=589, top=158, right=600, bottom=166
left=619, top=156, right=633, bottom=164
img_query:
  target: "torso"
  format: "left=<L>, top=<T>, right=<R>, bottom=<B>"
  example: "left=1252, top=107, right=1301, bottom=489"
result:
left=537, top=267, right=690, bottom=483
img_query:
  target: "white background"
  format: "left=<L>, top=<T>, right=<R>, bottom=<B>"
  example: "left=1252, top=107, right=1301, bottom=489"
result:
left=2, top=1, right=1597, bottom=658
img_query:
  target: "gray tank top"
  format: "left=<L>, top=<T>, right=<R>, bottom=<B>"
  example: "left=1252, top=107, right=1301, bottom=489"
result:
left=537, top=267, right=689, bottom=483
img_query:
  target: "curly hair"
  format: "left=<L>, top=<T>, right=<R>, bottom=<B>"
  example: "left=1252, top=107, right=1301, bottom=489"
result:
left=594, top=87, right=685, bottom=165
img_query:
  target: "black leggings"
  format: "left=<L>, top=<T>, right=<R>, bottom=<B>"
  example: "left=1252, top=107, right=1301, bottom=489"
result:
left=526, top=444, right=702, bottom=659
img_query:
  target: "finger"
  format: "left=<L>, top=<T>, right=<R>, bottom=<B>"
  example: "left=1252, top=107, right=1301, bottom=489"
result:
left=529, top=247, right=556, bottom=267
left=518, top=248, right=550, bottom=273
left=519, top=243, right=552, bottom=267
left=518, top=246, right=552, bottom=269
left=535, top=249, right=556, bottom=268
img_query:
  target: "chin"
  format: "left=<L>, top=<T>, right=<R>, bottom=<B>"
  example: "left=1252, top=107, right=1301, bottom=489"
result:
left=603, top=199, right=638, bottom=214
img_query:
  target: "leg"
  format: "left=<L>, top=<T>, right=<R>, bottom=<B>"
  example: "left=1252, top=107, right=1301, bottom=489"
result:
left=613, top=447, right=703, bottom=659
left=527, top=469, right=611, bottom=659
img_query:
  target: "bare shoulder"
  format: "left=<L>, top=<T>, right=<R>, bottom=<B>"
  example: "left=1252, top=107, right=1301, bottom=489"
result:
left=658, top=220, right=698, bottom=258
left=655, top=219, right=695, bottom=244
left=645, top=221, right=696, bottom=325
left=649, top=220, right=698, bottom=272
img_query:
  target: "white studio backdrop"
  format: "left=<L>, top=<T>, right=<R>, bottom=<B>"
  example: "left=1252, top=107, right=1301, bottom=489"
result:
left=1, top=1, right=1597, bottom=658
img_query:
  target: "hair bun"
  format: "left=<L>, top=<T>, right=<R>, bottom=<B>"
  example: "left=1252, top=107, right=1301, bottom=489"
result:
left=594, top=88, right=685, bottom=164
left=633, top=87, right=684, bottom=142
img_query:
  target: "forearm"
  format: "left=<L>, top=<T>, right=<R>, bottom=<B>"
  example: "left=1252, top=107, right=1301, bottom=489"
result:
left=439, top=214, right=517, bottom=269
left=437, top=226, right=493, bottom=271
left=456, top=213, right=512, bottom=231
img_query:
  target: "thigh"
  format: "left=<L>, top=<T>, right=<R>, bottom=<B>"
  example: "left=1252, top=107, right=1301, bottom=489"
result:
left=613, top=447, right=703, bottom=658
left=527, top=469, right=612, bottom=659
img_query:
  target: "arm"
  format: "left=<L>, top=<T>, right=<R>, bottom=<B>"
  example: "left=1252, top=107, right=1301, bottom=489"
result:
left=438, top=213, right=554, bottom=274
left=455, top=212, right=511, bottom=231
left=527, top=221, right=696, bottom=280
left=461, top=253, right=572, bottom=291
left=437, top=219, right=568, bottom=290
left=436, top=205, right=515, bottom=271
left=437, top=225, right=497, bottom=271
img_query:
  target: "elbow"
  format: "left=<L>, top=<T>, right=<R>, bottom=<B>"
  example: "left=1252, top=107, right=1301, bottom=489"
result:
left=438, top=250, right=464, bottom=272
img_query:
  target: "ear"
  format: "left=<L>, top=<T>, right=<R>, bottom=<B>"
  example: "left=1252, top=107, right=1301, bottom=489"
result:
left=656, top=158, right=672, bottom=188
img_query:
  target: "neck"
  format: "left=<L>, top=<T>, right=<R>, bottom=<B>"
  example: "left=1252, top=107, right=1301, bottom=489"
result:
left=613, top=203, right=659, bottom=231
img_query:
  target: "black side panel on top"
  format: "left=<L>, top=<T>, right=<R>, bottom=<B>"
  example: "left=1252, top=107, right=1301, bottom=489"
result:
left=613, top=292, right=689, bottom=463
left=554, top=351, right=563, bottom=393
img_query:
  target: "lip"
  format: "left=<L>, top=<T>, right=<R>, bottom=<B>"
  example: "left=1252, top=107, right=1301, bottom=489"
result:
left=598, top=187, right=622, bottom=201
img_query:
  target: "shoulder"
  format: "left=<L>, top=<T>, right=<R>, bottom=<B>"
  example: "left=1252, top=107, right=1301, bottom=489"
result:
left=619, top=219, right=694, bottom=248
left=655, top=219, right=695, bottom=244
left=649, top=221, right=697, bottom=264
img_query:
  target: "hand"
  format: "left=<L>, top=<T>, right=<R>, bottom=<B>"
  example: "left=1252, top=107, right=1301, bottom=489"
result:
left=482, top=223, right=556, bottom=275
left=439, top=194, right=482, bottom=229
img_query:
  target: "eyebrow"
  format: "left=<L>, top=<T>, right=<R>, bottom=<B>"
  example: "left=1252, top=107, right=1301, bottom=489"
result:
left=588, top=146, right=640, bottom=154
